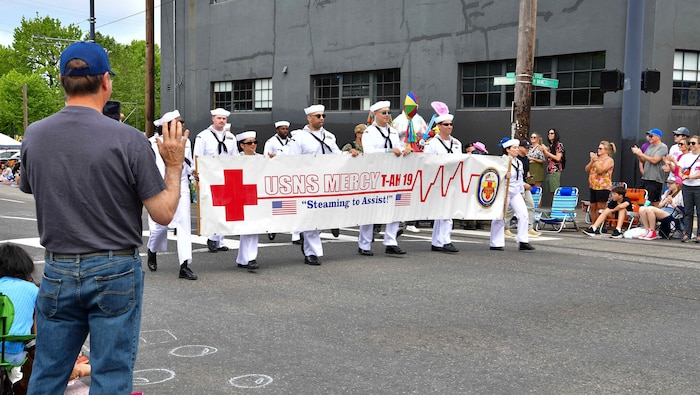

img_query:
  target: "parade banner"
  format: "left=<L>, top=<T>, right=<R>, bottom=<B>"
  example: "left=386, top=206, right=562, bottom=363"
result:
left=197, top=153, right=509, bottom=235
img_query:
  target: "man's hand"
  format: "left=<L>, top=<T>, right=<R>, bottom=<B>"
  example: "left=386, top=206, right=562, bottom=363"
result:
left=157, top=119, right=189, bottom=168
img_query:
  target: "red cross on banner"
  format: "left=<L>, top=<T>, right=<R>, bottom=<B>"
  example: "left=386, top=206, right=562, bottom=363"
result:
left=210, top=169, right=258, bottom=221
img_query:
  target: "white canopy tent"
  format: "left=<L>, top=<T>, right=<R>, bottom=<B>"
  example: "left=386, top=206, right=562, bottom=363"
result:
left=0, top=134, right=20, bottom=149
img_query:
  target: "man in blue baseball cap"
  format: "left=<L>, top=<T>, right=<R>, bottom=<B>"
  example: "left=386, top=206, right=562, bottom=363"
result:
left=631, top=128, right=669, bottom=204
left=21, top=41, right=188, bottom=394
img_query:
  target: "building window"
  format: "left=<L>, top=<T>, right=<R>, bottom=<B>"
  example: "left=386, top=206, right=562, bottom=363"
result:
left=673, top=50, right=700, bottom=106
left=212, top=78, right=272, bottom=112
left=460, top=51, right=605, bottom=108
left=312, top=69, right=401, bottom=111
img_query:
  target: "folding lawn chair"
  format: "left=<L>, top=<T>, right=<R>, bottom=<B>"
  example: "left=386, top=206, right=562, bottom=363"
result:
left=535, top=186, right=579, bottom=232
left=1, top=293, right=35, bottom=395
left=581, top=181, right=627, bottom=224
left=658, top=206, right=685, bottom=239
left=602, top=187, right=647, bottom=232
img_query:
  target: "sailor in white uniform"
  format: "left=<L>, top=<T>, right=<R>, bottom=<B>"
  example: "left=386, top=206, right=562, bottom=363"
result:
left=235, top=131, right=262, bottom=270
left=489, top=138, right=535, bottom=251
left=146, top=110, right=197, bottom=280
left=422, top=112, right=461, bottom=253
left=193, top=108, right=238, bottom=253
left=357, top=101, right=412, bottom=256
left=263, top=120, right=292, bottom=157
left=285, top=105, right=358, bottom=265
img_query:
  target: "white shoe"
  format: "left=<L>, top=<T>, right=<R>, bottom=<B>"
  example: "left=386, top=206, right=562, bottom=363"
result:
left=528, top=229, right=541, bottom=237
left=405, top=225, right=420, bottom=233
left=504, top=229, right=515, bottom=237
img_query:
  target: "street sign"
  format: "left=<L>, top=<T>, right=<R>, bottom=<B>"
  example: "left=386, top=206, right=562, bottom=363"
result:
left=533, top=76, right=559, bottom=88
left=494, top=72, right=516, bottom=86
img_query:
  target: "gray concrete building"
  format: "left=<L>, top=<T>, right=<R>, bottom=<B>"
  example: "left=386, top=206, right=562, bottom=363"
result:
left=160, top=0, right=700, bottom=200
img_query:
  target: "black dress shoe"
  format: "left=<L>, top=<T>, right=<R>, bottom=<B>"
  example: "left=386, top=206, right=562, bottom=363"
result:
left=304, top=255, right=320, bottom=265
left=292, top=239, right=302, bottom=245
left=179, top=263, right=197, bottom=280
left=385, top=245, right=406, bottom=255
left=217, top=246, right=229, bottom=251
left=147, top=250, right=157, bottom=271
left=441, top=243, right=459, bottom=253
left=268, top=233, right=276, bottom=240
left=519, top=242, right=535, bottom=251
left=238, top=260, right=259, bottom=270
left=431, top=245, right=444, bottom=252
left=331, top=228, right=340, bottom=237
left=207, top=239, right=218, bottom=253
left=358, top=248, right=374, bottom=256
left=490, top=246, right=504, bottom=251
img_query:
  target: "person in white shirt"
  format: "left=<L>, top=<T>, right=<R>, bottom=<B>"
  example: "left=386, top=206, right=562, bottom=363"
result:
left=489, top=138, right=535, bottom=251
left=422, top=112, right=460, bottom=253
left=146, top=110, right=197, bottom=280
left=193, top=108, right=238, bottom=253
left=263, top=121, right=292, bottom=157
left=235, top=131, right=263, bottom=269
left=285, top=105, right=358, bottom=265
left=669, top=127, right=690, bottom=159
left=357, top=101, right=412, bottom=256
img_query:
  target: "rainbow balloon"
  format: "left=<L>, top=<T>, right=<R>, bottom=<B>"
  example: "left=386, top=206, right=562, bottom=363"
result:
left=404, top=91, right=421, bottom=151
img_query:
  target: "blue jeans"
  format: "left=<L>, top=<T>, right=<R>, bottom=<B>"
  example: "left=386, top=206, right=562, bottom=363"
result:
left=28, top=251, right=144, bottom=395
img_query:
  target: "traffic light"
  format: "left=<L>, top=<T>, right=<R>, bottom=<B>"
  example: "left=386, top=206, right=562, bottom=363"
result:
left=642, top=69, right=660, bottom=93
left=600, top=69, right=625, bottom=92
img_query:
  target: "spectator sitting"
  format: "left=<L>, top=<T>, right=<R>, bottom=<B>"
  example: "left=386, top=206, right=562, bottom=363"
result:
left=583, top=185, right=631, bottom=238
left=637, top=174, right=684, bottom=240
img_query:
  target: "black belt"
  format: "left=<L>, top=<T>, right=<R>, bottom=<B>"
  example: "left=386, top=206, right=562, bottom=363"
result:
left=45, top=248, right=137, bottom=260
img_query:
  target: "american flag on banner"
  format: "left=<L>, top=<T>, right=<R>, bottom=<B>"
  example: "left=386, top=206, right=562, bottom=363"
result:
left=272, top=200, right=297, bottom=215
left=395, top=193, right=412, bottom=206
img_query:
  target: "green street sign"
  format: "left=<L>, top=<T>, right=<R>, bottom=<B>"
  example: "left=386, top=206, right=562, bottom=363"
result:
left=533, top=76, right=559, bottom=88
left=494, top=72, right=516, bottom=86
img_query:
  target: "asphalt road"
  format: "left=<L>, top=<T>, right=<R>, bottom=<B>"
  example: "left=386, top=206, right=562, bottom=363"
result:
left=2, top=185, right=700, bottom=394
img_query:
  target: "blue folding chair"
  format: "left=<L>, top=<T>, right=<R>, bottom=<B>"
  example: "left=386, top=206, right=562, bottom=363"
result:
left=535, top=186, right=579, bottom=232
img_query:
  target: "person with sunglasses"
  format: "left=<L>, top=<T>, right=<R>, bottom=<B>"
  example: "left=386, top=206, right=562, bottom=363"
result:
left=194, top=108, right=239, bottom=253
left=669, top=126, right=691, bottom=159
left=357, top=101, right=412, bottom=257
left=234, top=131, right=263, bottom=269
left=540, top=128, right=565, bottom=199
left=423, top=113, right=461, bottom=253
left=632, top=129, right=669, bottom=205
left=526, top=132, right=545, bottom=188
left=678, top=135, right=700, bottom=243
left=584, top=140, right=617, bottom=226
left=285, top=105, right=356, bottom=265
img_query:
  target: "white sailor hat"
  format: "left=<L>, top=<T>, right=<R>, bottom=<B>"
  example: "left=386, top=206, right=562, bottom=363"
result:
left=501, top=139, right=520, bottom=149
left=275, top=121, right=290, bottom=128
left=236, top=131, right=256, bottom=141
left=304, top=105, right=325, bottom=115
left=153, top=110, right=181, bottom=127
left=369, top=101, right=391, bottom=112
left=210, top=108, right=231, bottom=117
left=435, top=114, right=454, bottom=124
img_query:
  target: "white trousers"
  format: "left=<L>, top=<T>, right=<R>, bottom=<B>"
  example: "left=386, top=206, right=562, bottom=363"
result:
left=490, top=192, right=529, bottom=247
left=147, top=189, right=192, bottom=265
left=302, top=230, right=323, bottom=257
left=432, top=219, right=453, bottom=247
left=358, top=222, right=399, bottom=250
left=236, top=234, right=259, bottom=264
left=506, top=189, right=535, bottom=230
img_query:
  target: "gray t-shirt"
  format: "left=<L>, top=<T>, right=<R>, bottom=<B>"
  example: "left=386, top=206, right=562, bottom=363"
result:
left=642, top=142, right=669, bottom=184
left=20, top=106, right=165, bottom=253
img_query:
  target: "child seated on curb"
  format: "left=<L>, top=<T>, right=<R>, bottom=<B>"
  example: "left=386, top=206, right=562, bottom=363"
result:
left=583, top=186, right=631, bottom=238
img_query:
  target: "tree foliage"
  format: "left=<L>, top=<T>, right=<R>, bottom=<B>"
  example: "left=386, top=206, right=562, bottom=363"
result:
left=0, top=14, right=159, bottom=135
left=11, top=13, right=83, bottom=87
left=0, top=70, right=63, bottom=137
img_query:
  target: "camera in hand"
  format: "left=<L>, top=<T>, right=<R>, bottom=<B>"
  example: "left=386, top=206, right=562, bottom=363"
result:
left=103, top=100, right=122, bottom=121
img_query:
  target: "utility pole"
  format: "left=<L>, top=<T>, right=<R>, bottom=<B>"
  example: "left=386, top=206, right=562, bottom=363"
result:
left=145, top=0, right=155, bottom=137
left=513, top=0, right=537, bottom=141
left=89, top=0, right=95, bottom=42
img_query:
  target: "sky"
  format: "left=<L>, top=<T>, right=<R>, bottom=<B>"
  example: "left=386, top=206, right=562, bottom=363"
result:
left=0, top=0, right=161, bottom=47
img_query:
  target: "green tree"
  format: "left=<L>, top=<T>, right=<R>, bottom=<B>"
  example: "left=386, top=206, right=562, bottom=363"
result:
left=0, top=70, right=63, bottom=136
left=95, top=33, right=160, bottom=132
left=0, top=45, right=12, bottom=76
left=11, top=13, right=82, bottom=87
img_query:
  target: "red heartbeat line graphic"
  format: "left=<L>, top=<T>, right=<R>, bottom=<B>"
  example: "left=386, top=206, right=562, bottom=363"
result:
left=413, top=162, right=483, bottom=202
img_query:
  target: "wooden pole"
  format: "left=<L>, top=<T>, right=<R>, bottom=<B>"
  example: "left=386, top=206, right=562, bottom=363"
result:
left=145, top=0, right=155, bottom=137
left=513, top=0, right=537, bottom=141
